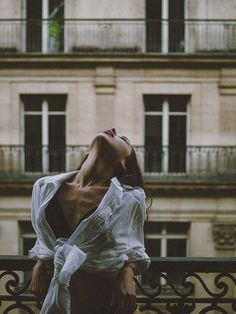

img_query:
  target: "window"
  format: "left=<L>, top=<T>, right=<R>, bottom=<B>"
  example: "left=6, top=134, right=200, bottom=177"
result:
left=26, top=0, right=64, bottom=52
left=146, top=0, right=185, bottom=52
left=145, top=222, right=189, bottom=258
left=143, top=222, right=189, bottom=288
left=144, top=95, right=188, bottom=173
left=21, top=94, right=66, bottom=173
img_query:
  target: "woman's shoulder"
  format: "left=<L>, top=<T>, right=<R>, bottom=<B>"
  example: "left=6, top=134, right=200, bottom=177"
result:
left=33, top=171, right=78, bottom=188
left=122, top=185, right=146, bottom=205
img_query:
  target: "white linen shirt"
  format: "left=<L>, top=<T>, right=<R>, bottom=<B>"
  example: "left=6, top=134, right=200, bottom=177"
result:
left=29, top=171, right=150, bottom=314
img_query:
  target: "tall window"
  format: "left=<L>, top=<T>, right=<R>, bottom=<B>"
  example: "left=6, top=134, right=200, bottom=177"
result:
left=143, top=222, right=189, bottom=287
left=146, top=0, right=185, bottom=53
left=26, top=0, right=64, bottom=52
left=21, top=94, right=66, bottom=173
left=144, top=95, right=188, bottom=173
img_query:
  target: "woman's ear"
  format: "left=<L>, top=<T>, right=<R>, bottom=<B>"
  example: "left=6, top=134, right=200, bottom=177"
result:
left=121, top=159, right=127, bottom=172
left=114, top=160, right=127, bottom=177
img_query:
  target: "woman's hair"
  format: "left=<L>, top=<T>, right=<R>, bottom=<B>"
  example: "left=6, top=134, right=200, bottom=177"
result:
left=115, top=147, right=152, bottom=210
left=114, top=146, right=144, bottom=189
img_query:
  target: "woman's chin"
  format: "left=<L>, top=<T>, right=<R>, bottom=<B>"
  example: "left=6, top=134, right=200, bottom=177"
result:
left=90, top=133, right=111, bottom=149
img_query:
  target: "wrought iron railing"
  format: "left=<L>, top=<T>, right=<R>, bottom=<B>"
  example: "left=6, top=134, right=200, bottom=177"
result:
left=0, top=145, right=235, bottom=181
left=0, top=256, right=235, bottom=313
left=0, top=19, right=235, bottom=55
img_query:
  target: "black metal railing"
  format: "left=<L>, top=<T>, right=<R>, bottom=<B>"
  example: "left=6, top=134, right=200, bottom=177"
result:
left=0, top=256, right=235, bottom=313
left=0, top=19, right=235, bottom=55
left=0, top=145, right=235, bottom=181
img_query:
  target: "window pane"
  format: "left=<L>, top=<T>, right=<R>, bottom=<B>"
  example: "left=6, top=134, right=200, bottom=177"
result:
left=49, top=0, right=64, bottom=52
left=19, top=221, right=35, bottom=233
left=169, top=95, right=188, bottom=112
left=47, top=94, right=67, bottom=111
left=167, top=239, right=187, bottom=257
left=22, top=95, right=42, bottom=111
left=144, top=221, right=163, bottom=234
left=166, top=239, right=187, bottom=285
left=26, top=0, right=42, bottom=52
left=166, top=222, right=189, bottom=234
left=146, top=0, right=162, bottom=52
left=144, top=95, right=163, bottom=112
left=169, top=115, right=186, bottom=172
left=169, top=0, right=185, bottom=52
left=24, top=115, right=42, bottom=171
left=145, top=115, right=162, bottom=172
left=19, top=221, right=36, bottom=284
left=145, top=239, right=161, bottom=257
left=49, top=115, right=65, bottom=172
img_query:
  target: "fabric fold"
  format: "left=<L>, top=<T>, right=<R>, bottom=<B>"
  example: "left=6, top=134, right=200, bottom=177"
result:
left=41, top=243, right=87, bottom=314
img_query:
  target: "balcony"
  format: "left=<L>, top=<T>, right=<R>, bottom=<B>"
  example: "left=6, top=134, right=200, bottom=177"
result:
left=0, top=19, right=235, bottom=55
left=0, top=145, right=235, bottom=184
left=0, top=256, right=235, bottom=313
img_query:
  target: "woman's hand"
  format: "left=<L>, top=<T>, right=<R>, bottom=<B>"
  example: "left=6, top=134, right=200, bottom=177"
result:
left=110, top=265, right=136, bottom=314
left=29, top=259, right=51, bottom=302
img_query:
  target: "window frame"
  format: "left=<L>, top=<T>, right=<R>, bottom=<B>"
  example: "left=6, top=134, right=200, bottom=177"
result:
left=21, top=94, right=66, bottom=173
left=144, top=95, right=189, bottom=174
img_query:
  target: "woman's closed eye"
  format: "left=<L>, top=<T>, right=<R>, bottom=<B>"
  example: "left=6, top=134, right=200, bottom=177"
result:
left=120, top=136, right=129, bottom=144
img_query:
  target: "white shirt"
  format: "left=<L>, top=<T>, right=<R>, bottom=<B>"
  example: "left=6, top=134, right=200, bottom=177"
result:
left=29, top=171, right=150, bottom=314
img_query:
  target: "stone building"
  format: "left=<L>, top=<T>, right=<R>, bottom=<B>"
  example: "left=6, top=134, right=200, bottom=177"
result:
left=0, top=0, right=236, bottom=312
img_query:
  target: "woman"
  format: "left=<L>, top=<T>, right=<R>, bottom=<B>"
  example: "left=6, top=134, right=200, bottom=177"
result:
left=29, top=128, right=150, bottom=314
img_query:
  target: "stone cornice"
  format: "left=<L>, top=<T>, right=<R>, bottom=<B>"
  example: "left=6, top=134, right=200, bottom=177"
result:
left=0, top=181, right=235, bottom=197
left=0, top=55, right=236, bottom=69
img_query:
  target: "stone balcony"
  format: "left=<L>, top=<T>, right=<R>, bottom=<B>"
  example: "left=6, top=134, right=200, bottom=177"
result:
left=0, top=145, right=235, bottom=184
left=0, top=19, right=235, bottom=56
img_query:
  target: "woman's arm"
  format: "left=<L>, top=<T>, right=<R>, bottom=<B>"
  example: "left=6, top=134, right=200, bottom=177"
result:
left=110, top=262, right=139, bottom=314
left=29, top=259, right=52, bottom=301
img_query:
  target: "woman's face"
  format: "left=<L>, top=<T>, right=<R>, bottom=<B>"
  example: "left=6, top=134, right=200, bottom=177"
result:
left=91, top=128, right=132, bottom=161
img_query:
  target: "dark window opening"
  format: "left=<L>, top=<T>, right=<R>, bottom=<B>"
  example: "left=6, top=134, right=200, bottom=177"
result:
left=144, top=95, right=188, bottom=173
left=21, top=94, right=66, bottom=173
left=146, top=0, right=162, bottom=52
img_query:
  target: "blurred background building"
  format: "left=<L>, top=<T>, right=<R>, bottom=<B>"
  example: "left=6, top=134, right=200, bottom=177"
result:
left=0, top=0, right=236, bottom=310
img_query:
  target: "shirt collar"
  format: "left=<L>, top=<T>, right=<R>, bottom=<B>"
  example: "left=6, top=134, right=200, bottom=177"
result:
left=111, top=177, right=123, bottom=191
left=43, top=171, right=123, bottom=192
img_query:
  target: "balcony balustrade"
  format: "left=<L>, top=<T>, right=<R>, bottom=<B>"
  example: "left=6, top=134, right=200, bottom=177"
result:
left=0, top=19, right=235, bottom=55
left=0, top=256, right=235, bottom=313
left=0, top=145, right=235, bottom=182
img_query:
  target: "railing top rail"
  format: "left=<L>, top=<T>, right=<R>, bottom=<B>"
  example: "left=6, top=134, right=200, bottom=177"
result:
left=1, top=255, right=236, bottom=271
left=149, top=257, right=236, bottom=272
left=0, top=18, right=235, bottom=22
left=0, top=144, right=236, bottom=148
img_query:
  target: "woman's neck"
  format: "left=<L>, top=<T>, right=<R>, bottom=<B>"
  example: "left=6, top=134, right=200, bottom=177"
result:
left=74, top=150, right=116, bottom=188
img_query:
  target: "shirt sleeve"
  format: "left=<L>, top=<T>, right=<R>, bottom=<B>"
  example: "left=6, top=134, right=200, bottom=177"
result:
left=125, top=190, right=151, bottom=274
left=28, top=178, right=54, bottom=260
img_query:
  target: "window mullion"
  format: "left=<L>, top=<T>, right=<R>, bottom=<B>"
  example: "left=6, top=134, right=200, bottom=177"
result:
left=162, top=100, right=169, bottom=173
left=161, top=224, right=167, bottom=285
left=162, top=0, right=169, bottom=53
left=42, top=0, right=49, bottom=53
left=42, top=100, right=49, bottom=172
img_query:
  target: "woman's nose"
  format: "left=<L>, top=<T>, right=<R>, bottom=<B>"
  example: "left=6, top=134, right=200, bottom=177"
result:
left=111, top=128, right=117, bottom=135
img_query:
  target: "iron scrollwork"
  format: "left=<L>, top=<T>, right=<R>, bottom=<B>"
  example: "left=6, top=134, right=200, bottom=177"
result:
left=135, top=270, right=236, bottom=314
left=0, top=270, right=40, bottom=313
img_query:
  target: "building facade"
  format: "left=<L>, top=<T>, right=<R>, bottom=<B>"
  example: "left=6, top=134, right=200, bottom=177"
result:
left=0, top=0, right=236, bottom=311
